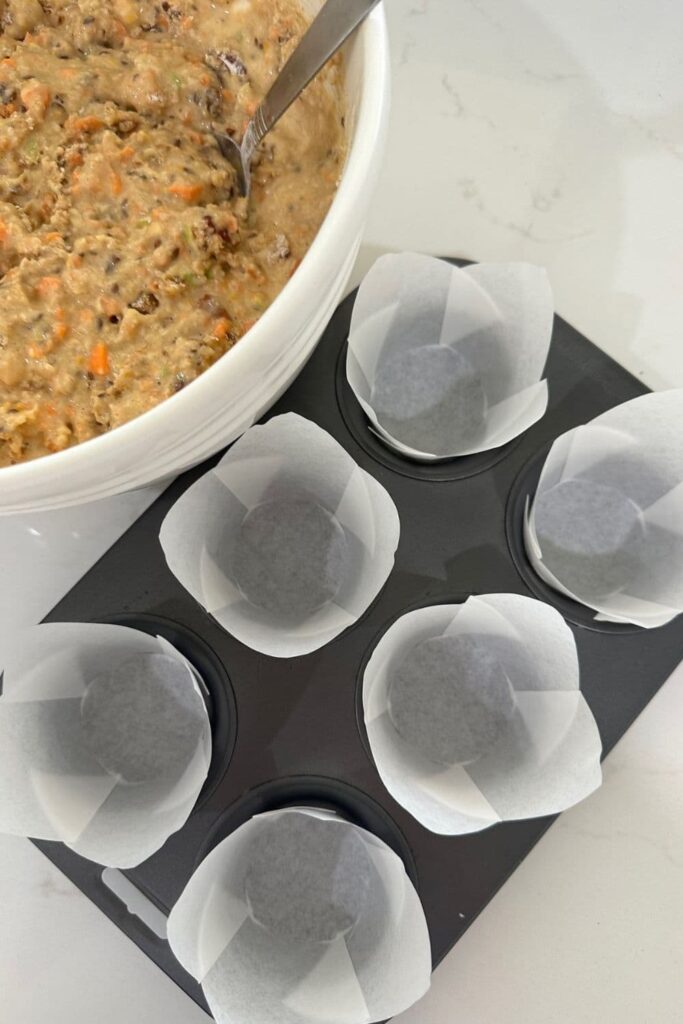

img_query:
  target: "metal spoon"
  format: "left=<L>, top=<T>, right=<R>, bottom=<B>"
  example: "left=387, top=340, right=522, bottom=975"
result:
left=215, top=0, right=382, bottom=197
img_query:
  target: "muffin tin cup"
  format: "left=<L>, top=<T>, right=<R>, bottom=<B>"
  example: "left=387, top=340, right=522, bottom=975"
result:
left=345, top=254, right=554, bottom=462
left=31, top=261, right=683, bottom=1017
left=0, top=620, right=213, bottom=868
left=195, top=776, right=417, bottom=886
left=521, top=390, right=683, bottom=629
left=159, top=413, right=400, bottom=659
left=336, top=340, right=524, bottom=483
left=505, top=448, right=642, bottom=634
left=102, top=614, right=238, bottom=809
left=168, top=804, right=431, bottom=1024
left=360, top=594, right=602, bottom=836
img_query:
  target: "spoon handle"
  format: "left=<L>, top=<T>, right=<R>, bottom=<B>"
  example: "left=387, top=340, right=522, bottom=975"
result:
left=246, top=0, right=382, bottom=153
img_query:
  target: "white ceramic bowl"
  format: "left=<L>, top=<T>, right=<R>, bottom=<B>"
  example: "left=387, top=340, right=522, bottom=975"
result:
left=0, top=5, right=390, bottom=514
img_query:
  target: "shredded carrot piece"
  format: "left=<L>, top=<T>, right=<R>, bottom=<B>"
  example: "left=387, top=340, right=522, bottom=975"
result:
left=69, top=115, right=103, bottom=135
left=88, top=342, right=110, bottom=376
left=20, top=82, right=51, bottom=117
left=43, top=231, right=62, bottom=244
left=168, top=181, right=203, bottom=203
left=211, top=317, right=232, bottom=340
left=36, top=276, right=61, bottom=297
left=53, top=321, right=69, bottom=343
left=120, top=145, right=134, bottom=163
left=246, top=263, right=265, bottom=283
left=111, top=171, right=123, bottom=196
left=0, top=221, right=8, bottom=245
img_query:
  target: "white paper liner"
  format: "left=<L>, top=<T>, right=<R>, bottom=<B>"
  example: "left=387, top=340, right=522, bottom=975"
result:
left=524, top=390, right=683, bottom=628
left=346, top=254, right=553, bottom=461
left=167, top=807, right=431, bottom=1024
left=0, top=623, right=211, bottom=867
left=159, top=413, right=400, bottom=658
left=362, top=595, right=602, bottom=835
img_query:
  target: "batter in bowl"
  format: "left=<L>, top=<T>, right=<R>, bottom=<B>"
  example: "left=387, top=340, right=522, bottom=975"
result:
left=0, top=0, right=345, bottom=464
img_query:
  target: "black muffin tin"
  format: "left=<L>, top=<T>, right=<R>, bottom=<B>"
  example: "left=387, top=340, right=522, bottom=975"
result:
left=35, top=260, right=683, bottom=1015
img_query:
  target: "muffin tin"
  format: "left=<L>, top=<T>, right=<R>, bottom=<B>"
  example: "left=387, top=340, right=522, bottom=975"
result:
left=35, top=260, right=683, bottom=1014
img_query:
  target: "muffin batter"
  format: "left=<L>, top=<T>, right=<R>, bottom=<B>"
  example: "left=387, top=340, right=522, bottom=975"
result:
left=0, top=0, right=345, bottom=464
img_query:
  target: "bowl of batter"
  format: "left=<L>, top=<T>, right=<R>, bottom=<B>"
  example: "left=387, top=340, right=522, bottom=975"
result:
left=0, top=0, right=389, bottom=512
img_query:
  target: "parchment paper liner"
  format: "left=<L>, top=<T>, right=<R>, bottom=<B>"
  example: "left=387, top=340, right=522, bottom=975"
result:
left=346, top=254, right=553, bottom=461
left=167, top=807, right=431, bottom=1024
left=524, top=390, right=683, bottom=628
left=0, top=622, right=211, bottom=867
left=363, top=594, right=602, bottom=835
left=160, top=413, right=400, bottom=658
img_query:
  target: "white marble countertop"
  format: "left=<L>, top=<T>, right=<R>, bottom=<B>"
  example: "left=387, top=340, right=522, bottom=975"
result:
left=2, top=1, right=683, bottom=1021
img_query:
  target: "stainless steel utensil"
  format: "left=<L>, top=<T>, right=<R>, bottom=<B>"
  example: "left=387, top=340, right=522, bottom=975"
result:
left=215, top=0, right=382, bottom=197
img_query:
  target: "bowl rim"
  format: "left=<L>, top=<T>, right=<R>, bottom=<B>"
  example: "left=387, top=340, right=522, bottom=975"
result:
left=0, top=7, right=390, bottom=493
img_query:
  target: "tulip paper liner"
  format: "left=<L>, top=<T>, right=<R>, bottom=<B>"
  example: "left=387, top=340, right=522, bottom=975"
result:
left=0, top=622, right=211, bottom=868
left=159, top=413, right=401, bottom=658
left=363, top=594, right=602, bottom=835
left=167, top=807, right=431, bottom=1024
left=524, top=390, right=683, bottom=628
left=346, top=253, right=553, bottom=461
